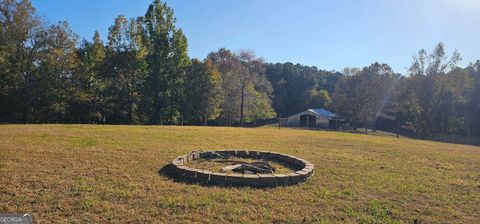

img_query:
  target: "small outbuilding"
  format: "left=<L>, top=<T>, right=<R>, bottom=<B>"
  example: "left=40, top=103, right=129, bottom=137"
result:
left=284, top=108, right=337, bottom=128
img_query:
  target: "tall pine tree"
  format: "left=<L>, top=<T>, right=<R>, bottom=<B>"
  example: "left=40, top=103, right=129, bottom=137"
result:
left=104, top=15, right=147, bottom=124
left=141, top=0, right=190, bottom=124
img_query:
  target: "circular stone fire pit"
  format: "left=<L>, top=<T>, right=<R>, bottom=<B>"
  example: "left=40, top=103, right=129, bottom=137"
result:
left=170, top=150, right=314, bottom=187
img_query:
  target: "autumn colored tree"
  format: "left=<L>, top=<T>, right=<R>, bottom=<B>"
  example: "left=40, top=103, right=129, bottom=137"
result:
left=207, top=49, right=273, bottom=126
left=183, top=59, right=223, bottom=125
left=0, top=0, right=43, bottom=123
left=245, top=84, right=276, bottom=126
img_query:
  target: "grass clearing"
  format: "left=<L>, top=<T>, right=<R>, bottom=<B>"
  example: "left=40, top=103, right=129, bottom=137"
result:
left=0, top=125, right=479, bottom=223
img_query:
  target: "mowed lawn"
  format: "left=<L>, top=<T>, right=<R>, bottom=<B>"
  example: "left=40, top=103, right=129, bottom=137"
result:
left=1, top=125, right=479, bottom=223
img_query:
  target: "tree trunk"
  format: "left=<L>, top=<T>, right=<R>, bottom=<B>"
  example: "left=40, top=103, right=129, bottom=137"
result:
left=23, top=107, right=28, bottom=124
left=396, top=119, right=400, bottom=138
left=128, top=91, right=134, bottom=124
left=443, top=110, right=448, bottom=134
left=204, top=113, right=207, bottom=126
left=240, top=86, right=245, bottom=126
left=153, top=95, right=159, bottom=125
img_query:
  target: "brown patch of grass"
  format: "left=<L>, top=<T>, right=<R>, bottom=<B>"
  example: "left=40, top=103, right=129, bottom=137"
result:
left=0, top=125, right=479, bottom=223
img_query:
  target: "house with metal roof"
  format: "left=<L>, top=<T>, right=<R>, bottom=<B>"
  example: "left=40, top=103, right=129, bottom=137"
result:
left=284, top=108, right=337, bottom=128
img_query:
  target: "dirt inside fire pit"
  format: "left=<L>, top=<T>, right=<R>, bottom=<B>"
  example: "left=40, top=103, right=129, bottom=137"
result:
left=188, top=157, right=296, bottom=174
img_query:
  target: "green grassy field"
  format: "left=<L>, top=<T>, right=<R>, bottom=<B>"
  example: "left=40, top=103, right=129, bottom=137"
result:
left=1, top=125, right=479, bottom=223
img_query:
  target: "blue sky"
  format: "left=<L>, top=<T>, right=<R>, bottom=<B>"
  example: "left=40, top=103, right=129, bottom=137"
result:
left=31, top=0, right=480, bottom=74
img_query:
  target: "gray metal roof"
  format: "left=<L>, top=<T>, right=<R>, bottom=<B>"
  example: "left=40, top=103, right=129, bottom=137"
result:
left=310, top=108, right=336, bottom=118
left=288, top=108, right=336, bottom=118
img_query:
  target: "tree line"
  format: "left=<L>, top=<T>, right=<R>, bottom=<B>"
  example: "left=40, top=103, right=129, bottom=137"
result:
left=1, top=0, right=479, bottom=138
left=0, top=0, right=277, bottom=126
left=330, top=44, right=480, bottom=138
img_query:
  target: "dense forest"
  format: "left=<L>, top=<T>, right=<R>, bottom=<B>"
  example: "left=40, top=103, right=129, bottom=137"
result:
left=1, top=0, right=479, bottom=138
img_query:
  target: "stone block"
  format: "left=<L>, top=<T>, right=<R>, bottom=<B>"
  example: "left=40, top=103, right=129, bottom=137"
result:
left=242, top=173, right=260, bottom=186
left=182, top=155, right=189, bottom=164
left=199, top=151, right=213, bottom=159
left=209, top=172, right=226, bottom=185
left=257, top=174, right=277, bottom=187
left=267, top=152, right=287, bottom=162
left=196, top=170, right=211, bottom=183
left=180, top=166, right=197, bottom=178
left=172, top=157, right=183, bottom=166
left=286, top=172, right=303, bottom=184
left=187, top=154, right=194, bottom=162
left=257, top=151, right=271, bottom=159
left=215, top=150, right=234, bottom=156
left=225, top=173, right=244, bottom=186
left=302, top=165, right=314, bottom=172
left=191, top=151, right=200, bottom=160
left=273, top=173, right=289, bottom=185
left=235, top=150, right=249, bottom=157
left=289, top=156, right=306, bottom=168
left=295, top=170, right=309, bottom=176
